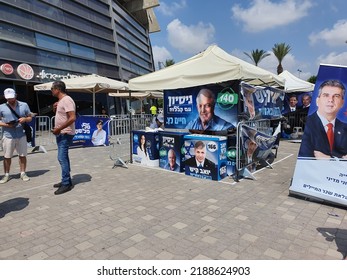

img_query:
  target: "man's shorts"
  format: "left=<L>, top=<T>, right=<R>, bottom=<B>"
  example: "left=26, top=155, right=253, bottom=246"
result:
left=2, top=136, right=28, bottom=158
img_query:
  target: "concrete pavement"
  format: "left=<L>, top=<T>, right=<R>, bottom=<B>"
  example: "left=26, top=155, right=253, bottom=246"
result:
left=0, top=140, right=346, bottom=260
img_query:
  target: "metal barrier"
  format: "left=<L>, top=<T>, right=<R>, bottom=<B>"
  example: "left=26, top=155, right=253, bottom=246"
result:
left=32, top=115, right=54, bottom=152
left=108, top=119, right=132, bottom=168
left=235, top=119, right=275, bottom=180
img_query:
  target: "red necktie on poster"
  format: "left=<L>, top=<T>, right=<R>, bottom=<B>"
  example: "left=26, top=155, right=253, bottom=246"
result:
left=327, top=123, right=334, bottom=152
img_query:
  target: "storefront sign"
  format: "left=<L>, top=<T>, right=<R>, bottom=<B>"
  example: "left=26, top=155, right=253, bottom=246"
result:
left=0, top=63, right=14, bottom=75
left=17, top=63, right=34, bottom=80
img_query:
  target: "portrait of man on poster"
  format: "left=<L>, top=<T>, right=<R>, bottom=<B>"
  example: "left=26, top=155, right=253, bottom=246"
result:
left=298, top=79, right=347, bottom=159
left=185, top=88, right=234, bottom=131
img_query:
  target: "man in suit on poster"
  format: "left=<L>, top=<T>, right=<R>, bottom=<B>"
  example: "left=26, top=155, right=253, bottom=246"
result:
left=299, top=79, right=347, bottom=159
left=184, top=141, right=217, bottom=177
left=185, top=88, right=234, bottom=131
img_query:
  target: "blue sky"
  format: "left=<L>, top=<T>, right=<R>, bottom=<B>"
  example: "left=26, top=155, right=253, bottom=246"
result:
left=149, top=0, right=347, bottom=80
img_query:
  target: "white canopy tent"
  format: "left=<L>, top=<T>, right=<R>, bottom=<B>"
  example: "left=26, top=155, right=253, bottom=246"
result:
left=109, top=91, right=163, bottom=114
left=128, top=45, right=285, bottom=91
left=34, top=74, right=129, bottom=115
left=279, top=70, right=315, bottom=93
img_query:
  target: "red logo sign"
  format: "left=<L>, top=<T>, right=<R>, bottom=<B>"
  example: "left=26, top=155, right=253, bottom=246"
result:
left=17, top=63, right=34, bottom=80
left=0, top=63, right=14, bottom=75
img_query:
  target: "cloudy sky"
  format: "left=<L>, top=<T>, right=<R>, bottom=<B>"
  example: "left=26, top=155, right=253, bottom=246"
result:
left=150, top=0, right=347, bottom=80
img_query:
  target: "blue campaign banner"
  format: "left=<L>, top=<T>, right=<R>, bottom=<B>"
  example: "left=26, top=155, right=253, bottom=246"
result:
left=72, top=116, right=109, bottom=147
left=183, top=134, right=228, bottom=181
left=241, top=82, right=285, bottom=119
left=164, top=81, right=239, bottom=131
left=240, top=124, right=278, bottom=172
left=290, top=64, right=347, bottom=207
left=282, top=92, right=313, bottom=114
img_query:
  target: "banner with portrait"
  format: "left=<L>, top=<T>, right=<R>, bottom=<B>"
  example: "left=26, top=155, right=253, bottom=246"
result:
left=163, top=80, right=239, bottom=131
left=72, top=116, right=109, bottom=147
left=238, top=123, right=278, bottom=172
left=290, top=64, right=347, bottom=207
left=240, top=82, right=285, bottom=120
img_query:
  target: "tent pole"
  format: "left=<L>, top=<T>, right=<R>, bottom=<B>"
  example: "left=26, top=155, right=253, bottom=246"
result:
left=93, top=91, right=96, bottom=116
left=129, top=90, right=133, bottom=163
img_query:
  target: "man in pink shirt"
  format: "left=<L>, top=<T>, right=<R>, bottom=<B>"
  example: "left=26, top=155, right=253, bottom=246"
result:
left=51, top=81, right=76, bottom=195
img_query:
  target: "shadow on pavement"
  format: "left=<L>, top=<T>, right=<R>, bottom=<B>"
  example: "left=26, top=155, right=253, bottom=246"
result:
left=0, top=197, right=29, bottom=218
left=317, top=227, right=347, bottom=259
left=26, top=169, right=50, bottom=178
left=72, top=173, right=92, bottom=186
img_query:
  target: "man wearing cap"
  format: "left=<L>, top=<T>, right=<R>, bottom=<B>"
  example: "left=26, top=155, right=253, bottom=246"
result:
left=150, top=113, right=164, bottom=129
left=0, top=88, right=32, bottom=183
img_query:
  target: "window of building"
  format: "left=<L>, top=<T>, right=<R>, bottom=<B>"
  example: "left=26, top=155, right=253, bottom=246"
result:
left=113, top=12, right=147, bottom=43
left=36, top=33, right=69, bottom=54
left=37, top=50, right=72, bottom=70
left=70, top=57, right=97, bottom=73
left=0, top=41, right=37, bottom=63
left=112, top=2, right=146, bottom=34
left=0, top=22, right=35, bottom=46
left=95, top=50, right=117, bottom=65
left=70, top=43, right=95, bottom=60
left=32, top=15, right=67, bottom=39
left=117, top=35, right=150, bottom=61
left=119, top=46, right=151, bottom=70
left=116, top=24, right=149, bottom=52
left=120, top=57, right=150, bottom=76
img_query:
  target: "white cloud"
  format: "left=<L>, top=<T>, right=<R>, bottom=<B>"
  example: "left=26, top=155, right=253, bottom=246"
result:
left=167, top=19, right=215, bottom=55
left=231, top=0, right=312, bottom=32
left=152, top=45, right=172, bottom=69
left=317, top=52, right=347, bottom=67
left=157, top=0, right=187, bottom=17
left=309, top=20, right=347, bottom=47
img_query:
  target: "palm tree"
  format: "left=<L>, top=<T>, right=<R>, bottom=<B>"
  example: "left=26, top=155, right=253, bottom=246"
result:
left=272, top=43, right=291, bottom=74
left=307, top=75, right=316, bottom=84
left=164, top=59, right=175, bottom=67
left=243, top=49, right=270, bottom=66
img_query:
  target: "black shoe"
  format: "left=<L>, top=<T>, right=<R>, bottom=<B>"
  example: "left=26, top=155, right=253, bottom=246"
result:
left=54, top=184, right=72, bottom=195
left=53, top=180, right=72, bottom=188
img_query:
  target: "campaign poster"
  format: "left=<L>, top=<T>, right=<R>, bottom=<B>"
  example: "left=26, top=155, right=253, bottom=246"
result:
left=241, top=82, right=285, bottom=120
left=72, top=116, right=109, bottom=147
left=164, top=81, right=239, bottom=131
left=183, top=134, right=228, bottom=181
left=238, top=124, right=278, bottom=173
left=158, top=131, right=188, bottom=172
left=132, top=130, right=159, bottom=166
left=290, top=64, right=347, bottom=207
left=282, top=92, right=313, bottom=114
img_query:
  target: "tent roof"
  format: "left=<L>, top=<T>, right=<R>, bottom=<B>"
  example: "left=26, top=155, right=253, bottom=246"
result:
left=128, top=45, right=285, bottom=91
left=109, top=91, right=163, bottom=99
left=279, top=70, right=315, bottom=93
left=34, top=74, right=128, bottom=93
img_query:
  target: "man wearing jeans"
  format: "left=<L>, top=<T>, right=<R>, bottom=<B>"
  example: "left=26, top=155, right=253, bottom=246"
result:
left=51, top=81, right=76, bottom=195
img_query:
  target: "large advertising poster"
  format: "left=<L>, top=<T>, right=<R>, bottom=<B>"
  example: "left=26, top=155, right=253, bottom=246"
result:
left=183, top=134, right=228, bottom=181
left=72, top=116, right=109, bottom=147
left=240, top=82, right=285, bottom=120
left=290, top=64, right=347, bottom=207
left=164, top=81, right=239, bottom=131
left=239, top=124, right=278, bottom=173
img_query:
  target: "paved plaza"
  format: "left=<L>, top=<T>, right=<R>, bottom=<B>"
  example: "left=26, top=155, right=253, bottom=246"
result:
left=0, top=140, right=346, bottom=260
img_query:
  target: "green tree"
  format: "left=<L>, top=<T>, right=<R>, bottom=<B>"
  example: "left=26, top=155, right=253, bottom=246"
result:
left=243, top=49, right=270, bottom=66
left=272, top=43, right=291, bottom=74
left=164, top=59, right=175, bottom=67
left=307, top=75, right=317, bottom=84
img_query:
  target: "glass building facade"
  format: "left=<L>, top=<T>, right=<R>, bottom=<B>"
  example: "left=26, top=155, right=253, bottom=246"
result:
left=0, top=0, right=159, bottom=115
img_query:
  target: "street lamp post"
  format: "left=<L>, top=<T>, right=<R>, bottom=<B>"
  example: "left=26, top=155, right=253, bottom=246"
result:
left=158, top=61, right=165, bottom=70
left=297, top=69, right=302, bottom=78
